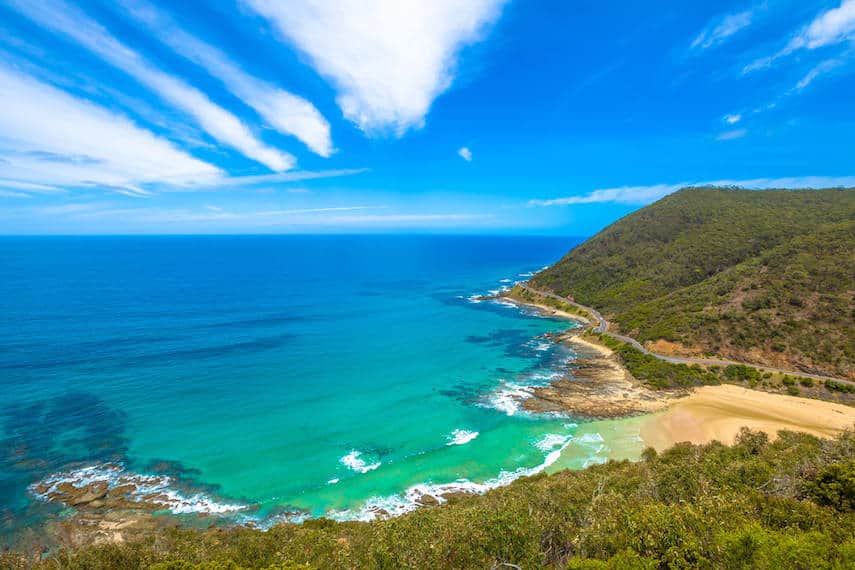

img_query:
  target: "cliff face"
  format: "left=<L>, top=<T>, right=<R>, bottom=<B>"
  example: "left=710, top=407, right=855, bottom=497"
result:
left=532, top=188, right=855, bottom=378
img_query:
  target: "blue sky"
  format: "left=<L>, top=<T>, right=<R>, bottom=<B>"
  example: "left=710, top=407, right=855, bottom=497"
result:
left=0, top=0, right=854, bottom=235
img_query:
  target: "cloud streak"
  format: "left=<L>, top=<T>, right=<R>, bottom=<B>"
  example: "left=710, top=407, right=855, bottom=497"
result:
left=118, top=0, right=333, bottom=157
left=0, top=64, right=220, bottom=192
left=691, top=9, right=754, bottom=51
left=716, top=128, right=748, bottom=141
left=744, top=0, right=855, bottom=73
left=529, top=176, right=855, bottom=206
left=9, top=0, right=294, bottom=171
left=244, top=0, right=506, bottom=135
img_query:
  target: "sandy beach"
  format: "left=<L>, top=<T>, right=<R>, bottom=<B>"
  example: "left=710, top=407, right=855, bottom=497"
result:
left=639, top=384, right=855, bottom=451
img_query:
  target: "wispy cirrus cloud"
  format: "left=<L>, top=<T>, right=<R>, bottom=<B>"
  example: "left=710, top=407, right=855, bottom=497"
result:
left=16, top=201, right=483, bottom=230
left=691, top=9, right=754, bottom=51
left=529, top=176, right=855, bottom=206
left=716, top=128, right=748, bottom=141
left=117, top=0, right=334, bottom=158
left=9, top=0, right=294, bottom=171
left=795, top=56, right=847, bottom=90
left=0, top=64, right=221, bottom=193
left=744, top=0, right=855, bottom=73
left=458, top=147, right=473, bottom=162
left=244, top=0, right=507, bottom=136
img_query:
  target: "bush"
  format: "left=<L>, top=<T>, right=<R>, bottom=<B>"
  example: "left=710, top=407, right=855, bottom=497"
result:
left=723, top=364, right=763, bottom=384
left=826, top=380, right=855, bottom=394
left=806, top=461, right=855, bottom=512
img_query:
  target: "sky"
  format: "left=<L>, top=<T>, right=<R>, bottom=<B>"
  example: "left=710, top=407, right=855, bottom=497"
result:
left=0, top=0, right=854, bottom=235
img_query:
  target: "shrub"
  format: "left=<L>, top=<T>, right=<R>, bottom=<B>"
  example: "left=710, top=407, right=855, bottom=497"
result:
left=826, top=380, right=855, bottom=394
left=806, top=461, right=855, bottom=512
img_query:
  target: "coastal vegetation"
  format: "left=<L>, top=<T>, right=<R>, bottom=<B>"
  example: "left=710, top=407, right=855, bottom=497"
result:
left=531, top=188, right=855, bottom=378
left=506, top=283, right=596, bottom=322
left=589, top=332, right=855, bottom=405
left=4, top=430, right=854, bottom=569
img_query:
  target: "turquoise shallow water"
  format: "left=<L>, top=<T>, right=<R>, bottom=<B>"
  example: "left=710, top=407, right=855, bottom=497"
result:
left=0, top=235, right=643, bottom=535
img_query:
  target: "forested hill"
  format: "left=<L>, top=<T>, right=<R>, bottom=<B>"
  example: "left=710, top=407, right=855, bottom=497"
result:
left=531, top=187, right=855, bottom=378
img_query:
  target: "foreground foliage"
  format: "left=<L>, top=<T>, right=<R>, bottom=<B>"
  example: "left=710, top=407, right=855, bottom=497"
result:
left=4, top=431, right=855, bottom=569
left=531, top=187, right=855, bottom=378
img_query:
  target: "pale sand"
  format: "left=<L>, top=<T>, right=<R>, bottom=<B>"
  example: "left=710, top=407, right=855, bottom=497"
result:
left=502, top=296, right=591, bottom=325
left=640, top=384, right=855, bottom=451
left=567, top=334, right=611, bottom=357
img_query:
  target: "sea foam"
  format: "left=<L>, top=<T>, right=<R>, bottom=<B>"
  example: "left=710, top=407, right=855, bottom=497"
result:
left=329, top=431, right=576, bottom=522
left=446, top=429, right=479, bottom=446
left=340, top=450, right=381, bottom=474
left=30, top=464, right=245, bottom=515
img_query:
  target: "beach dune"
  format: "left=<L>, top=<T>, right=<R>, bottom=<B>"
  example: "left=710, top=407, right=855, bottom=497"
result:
left=640, top=384, right=855, bottom=451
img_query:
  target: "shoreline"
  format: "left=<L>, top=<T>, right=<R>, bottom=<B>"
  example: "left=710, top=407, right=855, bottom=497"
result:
left=503, top=290, right=855, bottom=446
left=522, top=332, right=685, bottom=418
left=18, top=289, right=854, bottom=549
left=639, top=384, right=855, bottom=451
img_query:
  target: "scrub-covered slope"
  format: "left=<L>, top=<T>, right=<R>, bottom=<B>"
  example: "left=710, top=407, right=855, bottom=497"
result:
left=531, top=188, right=855, bottom=378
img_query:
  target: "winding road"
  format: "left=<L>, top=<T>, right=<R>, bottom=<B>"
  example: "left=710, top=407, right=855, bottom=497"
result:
left=517, top=283, right=853, bottom=385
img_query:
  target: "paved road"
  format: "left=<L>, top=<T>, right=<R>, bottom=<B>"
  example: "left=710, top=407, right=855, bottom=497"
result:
left=517, top=282, right=852, bottom=385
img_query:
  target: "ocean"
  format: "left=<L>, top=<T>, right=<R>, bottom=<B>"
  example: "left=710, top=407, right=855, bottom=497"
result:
left=0, top=235, right=643, bottom=538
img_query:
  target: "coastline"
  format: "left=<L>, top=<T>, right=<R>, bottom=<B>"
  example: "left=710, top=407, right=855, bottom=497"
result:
left=639, top=384, right=855, bottom=451
left=522, top=332, right=684, bottom=418
left=502, top=288, right=855, bottom=450
left=18, top=284, right=854, bottom=550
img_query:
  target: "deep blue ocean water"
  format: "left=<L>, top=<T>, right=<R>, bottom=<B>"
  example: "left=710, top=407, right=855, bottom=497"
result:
left=0, top=235, right=642, bottom=537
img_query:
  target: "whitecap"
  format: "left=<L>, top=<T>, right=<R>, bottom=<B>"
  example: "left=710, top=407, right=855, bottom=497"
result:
left=535, top=433, right=573, bottom=452
left=30, top=464, right=245, bottom=515
left=478, top=382, right=535, bottom=416
left=327, top=478, right=340, bottom=485
left=329, top=431, right=577, bottom=522
left=446, top=429, right=479, bottom=446
left=340, top=450, right=381, bottom=474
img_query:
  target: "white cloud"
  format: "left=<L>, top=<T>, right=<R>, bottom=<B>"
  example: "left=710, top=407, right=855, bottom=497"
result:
left=28, top=202, right=480, bottom=228
left=244, top=0, right=506, bottom=135
left=118, top=0, right=333, bottom=157
left=724, top=113, right=742, bottom=124
left=530, top=185, right=684, bottom=207
left=692, top=9, right=754, bottom=50
left=744, top=0, right=855, bottom=73
left=193, top=168, right=369, bottom=191
left=0, top=190, right=32, bottom=199
left=0, top=65, right=221, bottom=192
left=795, top=57, right=845, bottom=89
left=458, top=146, right=473, bottom=162
left=9, top=0, right=294, bottom=171
left=716, top=128, right=748, bottom=141
left=529, top=176, right=855, bottom=206
left=0, top=179, right=65, bottom=193
left=788, top=0, right=855, bottom=50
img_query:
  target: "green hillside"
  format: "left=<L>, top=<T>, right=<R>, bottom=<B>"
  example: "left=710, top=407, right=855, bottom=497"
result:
left=531, top=188, right=855, bottom=378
